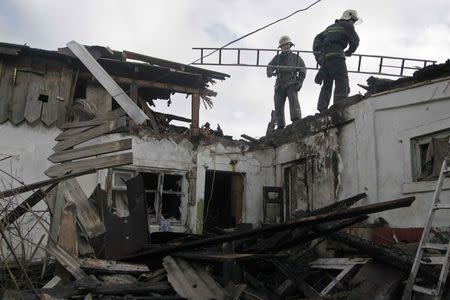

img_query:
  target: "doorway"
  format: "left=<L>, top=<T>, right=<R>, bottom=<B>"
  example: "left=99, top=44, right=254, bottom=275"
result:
left=203, top=170, right=244, bottom=232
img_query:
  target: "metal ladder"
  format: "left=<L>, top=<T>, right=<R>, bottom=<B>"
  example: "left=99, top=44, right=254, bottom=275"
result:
left=192, top=47, right=437, bottom=78
left=402, top=154, right=450, bottom=299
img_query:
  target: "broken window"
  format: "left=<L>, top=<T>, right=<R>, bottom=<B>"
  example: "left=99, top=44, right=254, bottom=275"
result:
left=411, top=131, right=450, bottom=181
left=111, top=169, right=184, bottom=226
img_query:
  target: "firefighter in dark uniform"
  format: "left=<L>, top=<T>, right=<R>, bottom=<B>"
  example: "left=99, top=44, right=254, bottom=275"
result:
left=267, top=35, right=306, bottom=129
left=313, top=9, right=361, bottom=113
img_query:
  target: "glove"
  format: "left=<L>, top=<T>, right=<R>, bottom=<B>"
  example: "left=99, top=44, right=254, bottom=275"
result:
left=344, top=50, right=352, bottom=57
left=315, top=68, right=323, bottom=85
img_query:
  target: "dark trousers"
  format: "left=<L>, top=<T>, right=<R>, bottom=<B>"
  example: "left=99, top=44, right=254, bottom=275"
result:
left=317, top=58, right=350, bottom=112
left=274, top=85, right=301, bottom=128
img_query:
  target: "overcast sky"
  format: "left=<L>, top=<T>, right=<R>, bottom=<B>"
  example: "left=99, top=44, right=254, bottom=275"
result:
left=0, top=0, right=449, bottom=138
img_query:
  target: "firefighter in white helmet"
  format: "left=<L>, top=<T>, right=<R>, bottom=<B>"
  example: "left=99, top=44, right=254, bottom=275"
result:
left=266, top=35, right=306, bottom=130
left=313, top=9, right=361, bottom=113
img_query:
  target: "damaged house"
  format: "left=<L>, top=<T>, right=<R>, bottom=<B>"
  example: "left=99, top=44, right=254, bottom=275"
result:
left=0, top=40, right=450, bottom=298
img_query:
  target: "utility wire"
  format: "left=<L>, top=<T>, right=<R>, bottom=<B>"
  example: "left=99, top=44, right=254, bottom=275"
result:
left=190, top=0, right=323, bottom=64
left=144, top=0, right=323, bottom=90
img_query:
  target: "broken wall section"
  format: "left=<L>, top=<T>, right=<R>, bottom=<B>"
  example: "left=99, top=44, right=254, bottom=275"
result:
left=273, top=128, right=340, bottom=220
left=195, top=143, right=276, bottom=233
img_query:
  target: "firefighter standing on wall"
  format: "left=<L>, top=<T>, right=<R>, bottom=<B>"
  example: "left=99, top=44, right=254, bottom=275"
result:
left=267, top=35, right=306, bottom=130
left=313, top=9, right=361, bottom=113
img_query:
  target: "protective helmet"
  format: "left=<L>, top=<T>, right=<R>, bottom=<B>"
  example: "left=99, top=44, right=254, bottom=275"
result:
left=341, top=9, right=362, bottom=24
left=278, top=35, right=294, bottom=48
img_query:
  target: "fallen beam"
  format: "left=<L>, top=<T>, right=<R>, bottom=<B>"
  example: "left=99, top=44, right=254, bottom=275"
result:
left=0, top=183, right=58, bottom=228
left=261, top=215, right=369, bottom=252
left=80, top=258, right=149, bottom=274
left=330, top=231, right=417, bottom=272
left=15, top=281, right=173, bottom=299
left=67, top=41, right=149, bottom=125
left=45, top=152, right=133, bottom=178
left=241, top=134, right=260, bottom=144
left=0, top=169, right=96, bottom=199
left=302, top=193, right=367, bottom=217
left=124, top=196, right=415, bottom=262
left=48, top=139, right=132, bottom=163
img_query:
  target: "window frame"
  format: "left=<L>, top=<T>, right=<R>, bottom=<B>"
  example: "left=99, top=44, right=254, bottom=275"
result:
left=110, top=167, right=186, bottom=226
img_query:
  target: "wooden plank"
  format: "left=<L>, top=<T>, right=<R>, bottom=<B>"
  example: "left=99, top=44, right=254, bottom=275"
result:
left=191, top=93, right=200, bottom=136
left=45, top=152, right=133, bottom=178
left=175, top=252, right=259, bottom=262
left=42, top=276, right=62, bottom=288
left=164, top=256, right=228, bottom=300
left=137, top=97, right=159, bottom=133
left=41, top=64, right=61, bottom=126
left=55, top=202, right=78, bottom=281
left=0, top=183, right=58, bottom=229
left=24, top=73, right=45, bottom=123
left=112, top=75, right=217, bottom=97
left=62, top=178, right=106, bottom=238
left=124, top=196, right=416, bottom=262
left=55, top=125, right=94, bottom=141
left=56, top=65, right=74, bottom=127
left=122, top=50, right=229, bottom=79
left=67, top=41, right=149, bottom=125
left=0, top=169, right=96, bottom=199
left=53, top=116, right=126, bottom=151
left=60, top=107, right=126, bottom=129
left=49, top=139, right=132, bottom=163
left=80, top=258, right=149, bottom=274
left=0, top=61, right=14, bottom=123
left=10, top=63, right=32, bottom=124
left=57, top=202, right=78, bottom=256
left=49, top=182, right=65, bottom=243
left=46, top=241, right=88, bottom=281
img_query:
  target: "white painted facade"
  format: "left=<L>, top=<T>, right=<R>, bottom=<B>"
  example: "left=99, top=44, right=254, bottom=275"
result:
left=338, top=77, right=450, bottom=227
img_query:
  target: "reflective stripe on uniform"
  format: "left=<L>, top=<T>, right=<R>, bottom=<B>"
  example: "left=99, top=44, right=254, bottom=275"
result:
left=325, top=52, right=344, bottom=59
left=324, top=27, right=346, bottom=34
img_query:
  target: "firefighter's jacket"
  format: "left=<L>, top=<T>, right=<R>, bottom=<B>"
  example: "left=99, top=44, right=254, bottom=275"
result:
left=267, top=51, right=306, bottom=90
left=313, top=19, right=360, bottom=63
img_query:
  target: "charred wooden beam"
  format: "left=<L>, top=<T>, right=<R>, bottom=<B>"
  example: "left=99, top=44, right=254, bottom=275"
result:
left=191, top=93, right=200, bottom=136
left=0, top=169, right=96, bottom=199
left=14, top=281, right=173, bottom=299
left=263, top=215, right=368, bottom=252
left=241, top=134, right=261, bottom=144
left=0, top=183, right=58, bottom=228
left=301, top=193, right=367, bottom=218
left=124, top=196, right=415, bottom=263
left=112, top=76, right=217, bottom=97
left=329, top=231, right=429, bottom=275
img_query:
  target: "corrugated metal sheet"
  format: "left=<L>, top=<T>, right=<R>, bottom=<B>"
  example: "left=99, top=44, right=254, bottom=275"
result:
left=163, top=256, right=228, bottom=300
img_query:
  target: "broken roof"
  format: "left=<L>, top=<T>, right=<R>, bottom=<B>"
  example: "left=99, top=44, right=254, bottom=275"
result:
left=262, top=60, right=450, bottom=146
left=0, top=41, right=229, bottom=128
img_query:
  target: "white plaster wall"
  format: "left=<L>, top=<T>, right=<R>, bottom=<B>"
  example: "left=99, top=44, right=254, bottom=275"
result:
left=0, top=122, right=61, bottom=261
left=340, top=78, right=450, bottom=227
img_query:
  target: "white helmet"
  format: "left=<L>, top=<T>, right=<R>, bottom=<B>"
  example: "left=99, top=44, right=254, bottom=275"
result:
left=341, top=9, right=362, bottom=24
left=278, top=35, right=294, bottom=48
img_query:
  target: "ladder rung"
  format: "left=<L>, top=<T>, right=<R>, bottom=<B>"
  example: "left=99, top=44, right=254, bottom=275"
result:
left=422, top=243, right=449, bottom=251
left=421, top=256, right=447, bottom=265
left=412, top=284, right=437, bottom=296
left=433, top=204, right=450, bottom=210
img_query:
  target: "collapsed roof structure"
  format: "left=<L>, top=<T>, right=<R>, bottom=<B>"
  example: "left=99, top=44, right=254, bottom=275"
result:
left=0, top=40, right=449, bottom=299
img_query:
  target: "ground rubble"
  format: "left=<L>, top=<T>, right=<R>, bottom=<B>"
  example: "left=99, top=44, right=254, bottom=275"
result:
left=3, top=191, right=448, bottom=300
